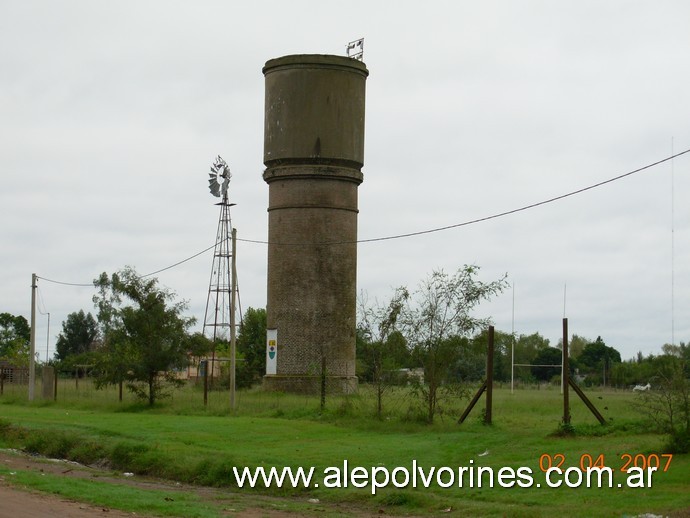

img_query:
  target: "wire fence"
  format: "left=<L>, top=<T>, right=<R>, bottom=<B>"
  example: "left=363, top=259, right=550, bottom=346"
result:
left=0, top=371, right=626, bottom=425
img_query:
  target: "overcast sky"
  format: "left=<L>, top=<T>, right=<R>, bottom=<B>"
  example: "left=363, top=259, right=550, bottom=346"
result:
left=2, top=1, right=688, bottom=362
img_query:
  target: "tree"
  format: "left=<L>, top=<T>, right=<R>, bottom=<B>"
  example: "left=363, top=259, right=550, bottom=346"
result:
left=662, top=342, right=690, bottom=369
left=568, top=334, right=589, bottom=359
left=186, top=332, right=215, bottom=359
left=578, top=336, right=621, bottom=384
left=470, top=329, right=514, bottom=382
left=400, top=266, right=508, bottom=423
left=235, top=307, right=267, bottom=389
left=92, top=268, right=196, bottom=405
left=511, top=332, right=550, bottom=383
left=447, top=335, right=482, bottom=382
left=55, top=310, right=99, bottom=361
left=0, top=312, right=31, bottom=365
left=531, top=347, right=562, bottom=382
left=634, top=356, right=690, bottom=453
left=357, top=288, right=409, bottom=418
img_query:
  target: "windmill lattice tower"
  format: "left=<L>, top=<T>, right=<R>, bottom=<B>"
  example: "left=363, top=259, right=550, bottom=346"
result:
left=202, top=156, right=238, bottom=383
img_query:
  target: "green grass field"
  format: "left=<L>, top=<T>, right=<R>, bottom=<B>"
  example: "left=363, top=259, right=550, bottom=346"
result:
left=1, top=379, right=688, bottom=517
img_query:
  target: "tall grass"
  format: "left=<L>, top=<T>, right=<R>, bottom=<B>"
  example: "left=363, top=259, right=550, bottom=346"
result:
left=1, top=376, right=643, bottom=428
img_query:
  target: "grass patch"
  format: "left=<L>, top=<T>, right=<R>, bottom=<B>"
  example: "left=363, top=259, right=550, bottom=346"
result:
left=24, top=429, right=82, bottom=458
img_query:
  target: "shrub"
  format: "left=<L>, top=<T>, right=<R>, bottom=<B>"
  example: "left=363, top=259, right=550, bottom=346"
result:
left=633, top=362, right=690, bottom=453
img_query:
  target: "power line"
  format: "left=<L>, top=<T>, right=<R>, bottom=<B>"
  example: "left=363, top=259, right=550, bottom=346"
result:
left=37, top=149, right=689, bottom=286
left=37, top=276, right=92, bottom=287
left=140, top=241, right=220, bottom=278
left=38, top=240, right=227, bottom=287
left=240, top=148, right=690, bottom=245
left=36, top=286, right=49, bottom=315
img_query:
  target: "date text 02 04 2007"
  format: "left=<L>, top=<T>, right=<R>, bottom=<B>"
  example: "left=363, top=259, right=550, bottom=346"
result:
left=538, top=453, right=673, bottom=473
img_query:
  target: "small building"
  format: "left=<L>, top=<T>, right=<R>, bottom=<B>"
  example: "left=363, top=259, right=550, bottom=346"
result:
left=0, top=360, right=29, bottom=384
left=185, top=357, right=230, bottom=382
left=395, top=368, right=425, bottom=385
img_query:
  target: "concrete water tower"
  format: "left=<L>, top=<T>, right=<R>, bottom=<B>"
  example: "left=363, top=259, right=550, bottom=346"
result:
left=262, top=54, right=368, bottom=393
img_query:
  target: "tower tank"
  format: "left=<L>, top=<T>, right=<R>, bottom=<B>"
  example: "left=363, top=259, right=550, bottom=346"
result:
left=262, top=54, right=368, bottom=393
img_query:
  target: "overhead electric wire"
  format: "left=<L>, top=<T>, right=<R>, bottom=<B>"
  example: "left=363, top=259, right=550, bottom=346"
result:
left=38, top=242, right=224, bottom=287
left=36, top=286, right=49, bottom=315
left=36, top=276, right=93, bottom=287
left=37, top=148, right=689, bottom=287
left=358, top=148, right=690, bottom=243
left=239, top=147, right=690, bottom=245
left=140, top=241, right=219, bottom=278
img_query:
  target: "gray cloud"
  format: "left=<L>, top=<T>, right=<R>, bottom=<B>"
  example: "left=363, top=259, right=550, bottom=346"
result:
left=1, top=0, right=688, bottom=362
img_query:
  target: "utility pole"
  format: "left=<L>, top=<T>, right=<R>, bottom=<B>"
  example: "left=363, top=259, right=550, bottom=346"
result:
left=45, top=312, right=50, bottom=363
left=29, top=273, right=37, bottom=401
left=511, top=282, right=515, bottom=394
left=562, top=318, right=570, bottom=425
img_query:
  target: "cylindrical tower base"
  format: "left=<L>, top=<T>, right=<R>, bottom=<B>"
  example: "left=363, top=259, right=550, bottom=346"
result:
left=262, top=374, right=358, bottom=395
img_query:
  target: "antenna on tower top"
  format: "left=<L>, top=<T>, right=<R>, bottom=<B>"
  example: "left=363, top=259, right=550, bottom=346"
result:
left=346, top=38, right=364, bottom=61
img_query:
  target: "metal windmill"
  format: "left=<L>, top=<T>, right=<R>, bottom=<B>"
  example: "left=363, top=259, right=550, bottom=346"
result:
left=202, top=155, right=238, bottom=403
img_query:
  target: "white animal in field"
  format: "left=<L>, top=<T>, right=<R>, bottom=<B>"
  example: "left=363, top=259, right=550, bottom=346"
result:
left=633, top=383, right=651, bottom=392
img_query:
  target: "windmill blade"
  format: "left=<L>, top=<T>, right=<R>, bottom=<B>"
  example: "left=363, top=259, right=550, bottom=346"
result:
left=208, top=178, right=221, bottom=197
left=207, top=155, right=230, bottom=197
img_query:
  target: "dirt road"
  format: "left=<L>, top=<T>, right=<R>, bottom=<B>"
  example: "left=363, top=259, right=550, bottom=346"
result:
left=0, top=449, right=319, bottom=517
left=0, top=483, right=137, bottom=518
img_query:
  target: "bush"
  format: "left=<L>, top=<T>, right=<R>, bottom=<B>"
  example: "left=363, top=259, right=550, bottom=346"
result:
left=24, top=429, right=81, bottom=458
left=665, top=429, right=690, bottom=454
left=633, top=362, right=690, bottom=453
left=110, top=441, right=151, bottom=471
left=0, top=418, right=26, bottom=444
